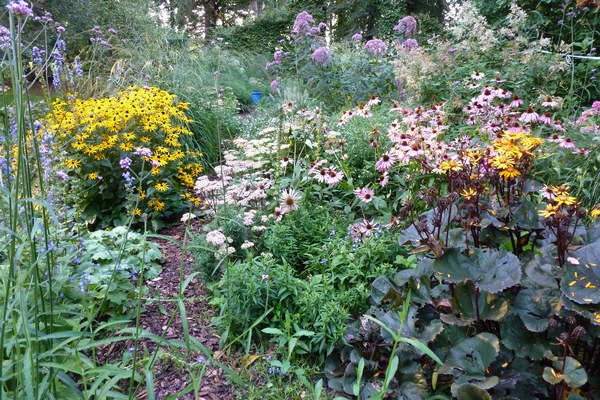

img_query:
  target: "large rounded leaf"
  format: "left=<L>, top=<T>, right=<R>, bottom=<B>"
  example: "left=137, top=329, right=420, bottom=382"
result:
left=440, top=333, right=499, bottom=375
left=514, top=288, right=562, bottom=332
left=398, top=206, right=458, bottom=247
left=434, top=248, right=521, bottom=293
left=440, top=282, right=509, bottom=325
left=561, top=241, right=600, bottom=305
left=542, top=357, right=588, bottom=388
left=501, top=314, right=548, bottom=360
left=455, top=383, right=492, bottom=400
left=440, top=333, right=500, bottom=396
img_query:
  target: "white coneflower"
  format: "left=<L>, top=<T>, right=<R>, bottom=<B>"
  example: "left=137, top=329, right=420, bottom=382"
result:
left=471, top=71, right=485, bottom=80
left=280, top=156, right=294, bottom=169
left=280, top=188, right=302, bottom=212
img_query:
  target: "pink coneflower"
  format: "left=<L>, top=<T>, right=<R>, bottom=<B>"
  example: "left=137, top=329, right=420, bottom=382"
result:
left=367, top=96, right=381, bottom=107
left=542, top=96, right=559, bottom=108
left=490, top=76, right=506, bottom=83
left=339, top=110, right=355, bottom=125
left=538, top=111, right=553, bottom=124
left=493, top=103, right=508, bottom=117
left=354, top=187, right=375, bottom=203
left=540, top=185, right=556, bottom=200
left=478, top=87, right=495, bottom=103
left=553, top=121, right=566, bottom=132
left=280, top=188, right=301, bottom=212
left=309, top=159, right=326, bottom=175
left=573, top=148, right=590, bottom=155
left=509, top=95, right=524, bottom=108
left=548, top=134, right=564, bottom=143
left=311, top=167, right=329, bottom=183
left=281, top=101, right=296, bottom=113
left=358, top=219, right=378, bottom=237
left=274, top=207, right=285, bottom=221
left=379, top=172, right=389, bottom=187
left=559, top=137, right=576, bottom=149
left=385, top=216, right=399, bottom=229
left=376, top=152, right=396, bottom=172
left=519, top=108, right=539, bottom=124
left=507, top=122, right=524, bottom=132
left=325, top=167, right=344, bottom=186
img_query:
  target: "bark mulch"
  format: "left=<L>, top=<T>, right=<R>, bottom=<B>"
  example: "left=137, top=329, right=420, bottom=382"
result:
left=89, top=221, right=237, bottom=400
left=138, top=221, right=237, bottom=400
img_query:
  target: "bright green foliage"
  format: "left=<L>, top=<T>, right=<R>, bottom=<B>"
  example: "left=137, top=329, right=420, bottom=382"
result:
left=59, top=226, right=164, bottom=317
left=264, top=206, right=347, bottom=270
left=215, top=8, right=294, bottom=52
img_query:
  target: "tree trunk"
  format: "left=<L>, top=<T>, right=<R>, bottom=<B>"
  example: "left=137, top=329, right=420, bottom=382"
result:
left=250, top=0, right=263, bottom=17
left=203, top=0, right=218, bottom=38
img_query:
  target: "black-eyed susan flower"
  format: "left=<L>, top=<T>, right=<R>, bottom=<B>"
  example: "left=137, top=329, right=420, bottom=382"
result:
left=64, top=159, right=81, bottom=169
left=154, top=182, right=169, bottom=192
left=148, top=198, right=165, bottom=212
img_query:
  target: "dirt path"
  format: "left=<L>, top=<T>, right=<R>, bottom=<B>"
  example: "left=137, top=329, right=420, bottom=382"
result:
left=139, top=222, right=236, bottom=400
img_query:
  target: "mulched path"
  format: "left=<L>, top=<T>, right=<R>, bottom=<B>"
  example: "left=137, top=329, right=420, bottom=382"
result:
left=136, top=222, right=237, bottom=399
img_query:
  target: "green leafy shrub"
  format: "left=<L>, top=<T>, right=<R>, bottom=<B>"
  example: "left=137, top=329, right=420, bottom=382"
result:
left=58, top=226, right=164, bottom=318
left=215, top=255, right=366, bottom=359
left=214, top=9, right=293, bottom=53
left=264, top=205, right=348, bottom=271
left=44, top=86, right=204, bottom=228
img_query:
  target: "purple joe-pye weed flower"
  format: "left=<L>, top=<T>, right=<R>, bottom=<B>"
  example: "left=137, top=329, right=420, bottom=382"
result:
left=364, top=39, right=387, bottom=57
left=402, top=38, right=419, bottom=51
left=270, top=80, right=279, bottom=91
left=393, top=16, right=417, bottom=37
left=74, top=58, right=83, bottom=77
left=311, top=46, right=332, bottom=66
left=291, top=11, right=316, bottom=38
left=352, top=33, right=362, bottom=42
left=32, top=46, right=44, bottom=64
left=119, top=157, right=132, bottom=169
left=55, top=171, right=69, bottom=181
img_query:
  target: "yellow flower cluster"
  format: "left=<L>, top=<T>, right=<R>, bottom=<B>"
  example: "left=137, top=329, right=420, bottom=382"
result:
left=47, top=86, right=192, bottom=164
left=490, top=131, right=543, bottom=180
left=539, top=186, right=578, bottom=218
left=44, top=86, right=203, bottom=215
